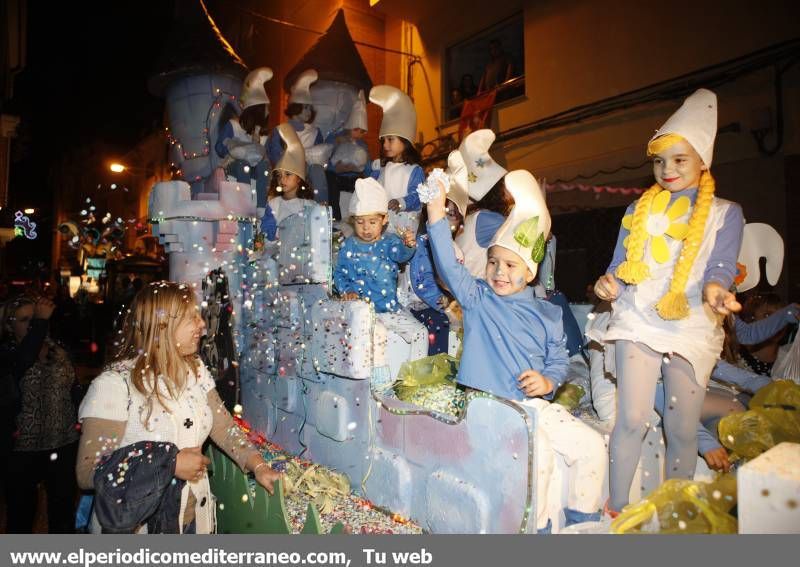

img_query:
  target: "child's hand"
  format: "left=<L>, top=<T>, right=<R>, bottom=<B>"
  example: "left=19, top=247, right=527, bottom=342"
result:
left=517, top=370, right=554, bottom=398
left=594, top=274, right=620, bottom=302
left=341, top=292, right=360, bottom=301
left=397, top=228, right=416, bottom=248
left=388, top=199, right=402, bottom=212
left=425, top=178, right=448, bottom=223
left=703, top=447, right=731, bottom=472
left=704, top=282, right=741, bottom=316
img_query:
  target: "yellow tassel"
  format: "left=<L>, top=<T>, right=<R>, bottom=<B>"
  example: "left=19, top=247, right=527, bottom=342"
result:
left=616, top=260, right=650, bottom=285
left=655, top=291, right=690, bottom=320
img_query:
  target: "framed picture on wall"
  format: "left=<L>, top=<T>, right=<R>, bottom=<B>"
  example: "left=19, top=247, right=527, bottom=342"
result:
left=444, top=13, right=525, bottom=122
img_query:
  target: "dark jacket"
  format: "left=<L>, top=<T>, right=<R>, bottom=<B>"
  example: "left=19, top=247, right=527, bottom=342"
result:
left=93, top=441, right=185, bottom=534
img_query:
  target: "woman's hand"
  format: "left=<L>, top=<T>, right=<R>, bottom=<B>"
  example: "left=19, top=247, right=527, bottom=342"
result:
left=594, top=274, right=620, bottom=302
left=253, top=462, right=282, bottom=495
left=704, top=282, right=741, bottom=316
left=517, top=370, right=554, bottom=398
left=175, top=447, right=211, bottom=483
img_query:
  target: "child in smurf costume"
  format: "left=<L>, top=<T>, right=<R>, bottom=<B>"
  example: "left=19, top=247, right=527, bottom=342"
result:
left=334, top=178, right=429, bottom=371
left=594, top=89, right=745, bottom=514
left=426, top=169, right=606, bottom=532
left=368, top=85, right=425, bottom=235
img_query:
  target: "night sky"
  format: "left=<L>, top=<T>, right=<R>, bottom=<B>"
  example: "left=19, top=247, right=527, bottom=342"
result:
left=4, top=1, right=177, bottom=273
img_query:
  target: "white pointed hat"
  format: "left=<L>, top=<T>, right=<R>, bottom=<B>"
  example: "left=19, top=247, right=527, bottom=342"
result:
left=344, top=90, right=368, bottom=131
left=736, top=223, right=784, bottom=292
left=275, top=123, right=307, bottom=180
left=241, top=67, right=273, bottom=111
left=445, top=150, right=471, bottom=217
left=350, top=177, right=388, bottom=216
left=369, top=85, right=416, bottom=143
left=489, top=170, right=551, bottom=278
left=458, top=129, right=507, bottom=201
left=650, top=88, right=718, bottom=166
left=289, top=69, right=318, bottom=105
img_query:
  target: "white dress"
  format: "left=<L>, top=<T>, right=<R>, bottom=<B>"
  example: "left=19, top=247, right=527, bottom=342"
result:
left=269, top=196, right=315, bottom=225
left=374, top=160, right=420, bottom=234
left=605, top=197, right=735, bottom=386
left=79, top=360, right=217, bottom=533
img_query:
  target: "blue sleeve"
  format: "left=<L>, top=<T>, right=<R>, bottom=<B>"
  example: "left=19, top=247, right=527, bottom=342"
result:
left=712, top=360, right=772, bottom=393
left=606, top=202, right=636, bottom=280
left=369, top=165, right=380, bottom=180
left=401, top=166, right=424, bottom=212
left=734, top=306, right=798, bottom=345
left=541, top=310, right=569, bottom=399
left=215, top=121, right=234, bottom=158
left=410, top=236, right=445, bottom=311
left=267, top=127, right=283, bottom=165
left=260, top=204, right=277, bottom=241
left=333, top=241, right=356, bottom=294
left=386, top=234, right=415, bottom=264
left=314, top=129, right=324, bottom=145
left=359, top=140, right=371, bottom=176
left=428, top=218, right=481, bottom=309
left=324, top=129, right=340, bottom=144
left=704, top=204, right=744, bottom=289
left=474, top=210, right=505, bottom=247
left=697, top=423, right=723, bottom=455
left=546, top=291, right=583, bottom=356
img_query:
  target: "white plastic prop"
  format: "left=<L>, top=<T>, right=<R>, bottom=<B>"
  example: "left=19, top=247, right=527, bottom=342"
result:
left=736, top=223, right=784, bottom=292
left=416, top=168, right=450, bottom=204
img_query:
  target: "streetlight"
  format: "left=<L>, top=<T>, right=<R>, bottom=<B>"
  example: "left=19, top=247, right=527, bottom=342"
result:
left=109, top=163, right=126, bottom=173
left=24, top=207, right=35, bottom=214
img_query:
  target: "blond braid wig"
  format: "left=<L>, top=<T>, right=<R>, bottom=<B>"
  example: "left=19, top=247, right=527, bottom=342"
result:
left=616, top=134, right=716, bottom=320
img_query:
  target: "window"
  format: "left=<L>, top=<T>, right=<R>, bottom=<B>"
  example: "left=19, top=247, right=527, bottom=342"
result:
left=444, top=13, right=525, bottom=123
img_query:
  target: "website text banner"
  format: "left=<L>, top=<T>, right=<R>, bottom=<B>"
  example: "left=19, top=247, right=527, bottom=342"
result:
left=0, top=534, right=790, bottom=567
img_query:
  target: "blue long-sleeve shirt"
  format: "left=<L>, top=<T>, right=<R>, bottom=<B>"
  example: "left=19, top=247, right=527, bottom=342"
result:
left=370, top=163, right=425, bottom=212
left=267, top=119, right=323, bottom=165
left=409, top=234, right=446, bottom=311
left=607, top=188, right=744, bottom=290
left=428, top=218, right=568, bottom=401
left=333, top=233, right=415, bottom=313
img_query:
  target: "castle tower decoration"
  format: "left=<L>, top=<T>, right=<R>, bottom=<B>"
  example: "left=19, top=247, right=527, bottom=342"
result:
left=283, top=9, right=373, bottom=138
left=148, top=0, right=248, bottom=193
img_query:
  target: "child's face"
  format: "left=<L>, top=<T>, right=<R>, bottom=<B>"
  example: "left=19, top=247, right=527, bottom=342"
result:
left=486, top=246, right=534, bottom=296
left=445, top=200, right=463, bottom=235
left=350, top=128, right=367, bottom=140
left=382, top=136, right=405, bottom=160
left=277, top=170, right=300, bottom=198
left=174, top=307, right=206, bottom=356
left=353, top=214, right=387, bottom=243
left=652, top=139, right=707, bottom=192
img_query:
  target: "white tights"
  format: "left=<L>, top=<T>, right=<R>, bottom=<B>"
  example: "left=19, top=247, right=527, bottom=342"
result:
left=609, top=340, right=706, bottom=511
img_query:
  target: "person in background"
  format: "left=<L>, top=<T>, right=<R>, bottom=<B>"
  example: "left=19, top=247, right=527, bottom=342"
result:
left=1, top=295, right=79, bottom=533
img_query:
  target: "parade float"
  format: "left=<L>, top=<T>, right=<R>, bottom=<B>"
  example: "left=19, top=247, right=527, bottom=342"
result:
left=146, top=1, right=799, bottom=535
